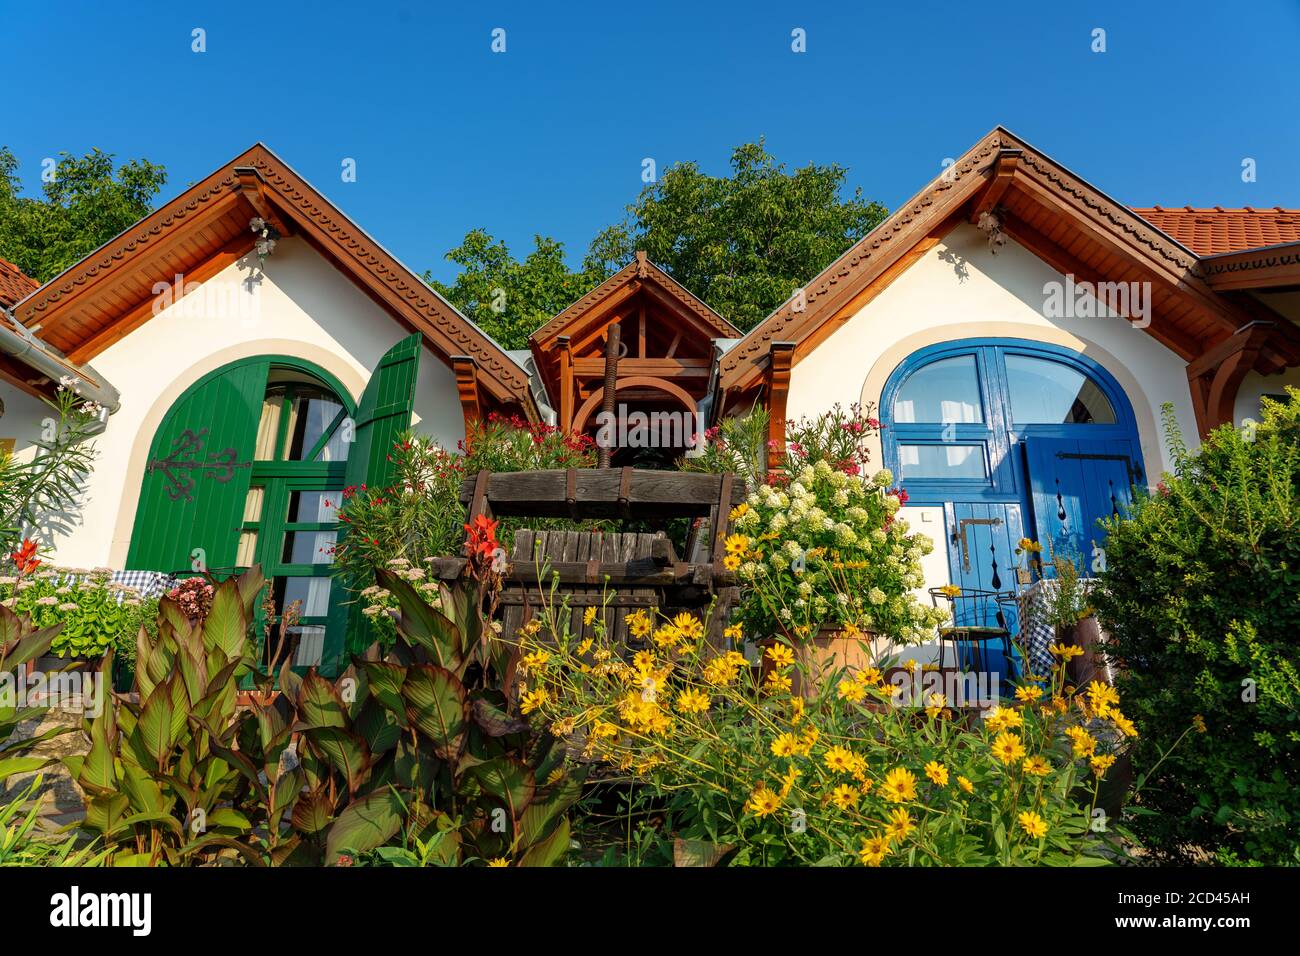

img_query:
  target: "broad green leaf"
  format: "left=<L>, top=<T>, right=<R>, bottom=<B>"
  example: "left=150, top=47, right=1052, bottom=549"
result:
left=324, top=788, right=406, bottom=863
left=402, top=665, right=466, bottom=759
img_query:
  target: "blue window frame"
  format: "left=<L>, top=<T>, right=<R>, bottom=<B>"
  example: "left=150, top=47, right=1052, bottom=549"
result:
left=881, top=339, right=1140, bottom=507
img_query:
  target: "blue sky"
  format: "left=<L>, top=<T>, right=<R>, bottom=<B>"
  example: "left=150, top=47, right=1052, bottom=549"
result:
left=6, top=1, right=1299, bottom=283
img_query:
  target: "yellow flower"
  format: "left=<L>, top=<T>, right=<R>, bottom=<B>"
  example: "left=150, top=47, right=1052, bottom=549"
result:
left=880, top=766, right=917, bottom=803
left=884, top=806, right=915, bottom=843
left=632, top=650, right=656, bottom=675
left=724, top=623, right=743, bottom=642
left=797, top=725, right=820, bottom=756
left=1065, top=726, right=1097, bottom=758
left=771, top=733, right=801, bottom=758
left=824, top=746, right=855, bottom=773
left=779, top=765, right=802, bottom=797
left=672, top=612, right=704, bottom=640
left=858, top=835, right=891, bottom=867
left=675, top=688, right=711, bottom=714
left=583, top=606, right=598, bottom=626
left=985, top=706, right=1024, bottom=733
left=627, top=610, right=652, bottom=640
left=520, top=687, right=549, bottom=714
left=1014, top=685, right=1044, bottom=704
left=925, top=692, right=948, bottom=719
left=1018, top=810, right=1048, bottom=839
left=790, top=696, right=805, bottom=725
left=575, top=638, right=593, bottom=656
left=957, top=775, right=974, bottom=794
left=939, top=583, right=962, bottom=599
left=652, top=625, right=682, bottom=649
left=1192, top=713, right=1207, bottom=734
left=765, top=671, right=793, bottom=695
left=856, top=666, right=883, bottom=687
left=521, top=649, right=550, bottom=671
left=1090, top=753, right=1117, bottom=778
left=764, top=643, right=795, bottom=668
left=724, top=533, right=749, bottom=555
left=1086, top=680, right=1120, bottom=716
left=991, top=732, right=1026, bottom=766
left=1022, top=755, right=1051, bottom=777
left=924, top=761, right=948, bottom=786
left=1111, top=711, right=1138, bottom=738
left=487, top=857, right=509, bottom=867
left=838, top=679, right=866, bottom=703
left=745, top=785, right=781, bottom=818
left=1048, top=642, right=1084, bottom=660
left=830, top=784, right=859, bottom=811
left=728, top=502, right=748, bottom=522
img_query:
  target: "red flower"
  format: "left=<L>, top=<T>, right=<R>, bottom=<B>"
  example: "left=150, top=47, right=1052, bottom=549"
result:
left=463, top=513, right=501, bottom=560
left=9, top=538, right=40, bottom=574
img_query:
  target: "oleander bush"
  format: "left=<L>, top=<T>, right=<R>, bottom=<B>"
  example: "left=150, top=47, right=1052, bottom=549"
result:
left=1093, top=392, right=1300, bottom=865
left=517, top=599, right=1141, bottom=866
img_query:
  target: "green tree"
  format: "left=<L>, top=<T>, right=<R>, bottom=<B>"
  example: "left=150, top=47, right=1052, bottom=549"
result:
left=584, top=140, right=888, bottom=331
left=0, top=147, right=167, bottom=283
left=424, top=230, right=606, bottom=350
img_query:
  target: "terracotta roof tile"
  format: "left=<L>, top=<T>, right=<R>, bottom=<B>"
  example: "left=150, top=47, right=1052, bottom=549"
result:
left=0, top=257, right=39, bottom=309
left=1131, top=206, right=1300, bottom=256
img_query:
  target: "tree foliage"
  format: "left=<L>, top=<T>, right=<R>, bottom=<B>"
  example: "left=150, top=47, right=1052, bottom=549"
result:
left=429, top=141, right=887, bottom=343
left=424, top=231, right=606, bottom=350
left=0, top=147, right=167, bottom=283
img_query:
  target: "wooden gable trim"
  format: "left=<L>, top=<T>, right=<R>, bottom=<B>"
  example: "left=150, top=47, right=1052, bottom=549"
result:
left=721, top=129, right=1300, bottom=397
left=1199, top=241, right=1300, bottom=291
left=14, top=145, right=535, bottom=416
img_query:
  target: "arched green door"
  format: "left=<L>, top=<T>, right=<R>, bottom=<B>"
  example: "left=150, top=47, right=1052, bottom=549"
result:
left=128, top=340, right=422, bottom=675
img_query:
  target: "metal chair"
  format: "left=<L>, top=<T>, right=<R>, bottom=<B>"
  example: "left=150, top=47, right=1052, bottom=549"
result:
left=929, top=587, right=1021, bottom=685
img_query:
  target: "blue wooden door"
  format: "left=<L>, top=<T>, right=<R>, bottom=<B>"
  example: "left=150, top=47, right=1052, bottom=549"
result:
left=1022, top=437, right=1142, bottom=572
left=943, top=502, right=1025, bottom=684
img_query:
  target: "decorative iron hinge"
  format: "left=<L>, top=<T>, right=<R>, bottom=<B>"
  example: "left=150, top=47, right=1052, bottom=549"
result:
left=146, top=428, right=251, bottom=502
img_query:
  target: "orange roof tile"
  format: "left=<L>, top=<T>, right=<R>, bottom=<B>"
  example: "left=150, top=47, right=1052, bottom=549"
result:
left=0, top=257, right=39, bottom=310
left=1132, top=206, right=1300, bottom=256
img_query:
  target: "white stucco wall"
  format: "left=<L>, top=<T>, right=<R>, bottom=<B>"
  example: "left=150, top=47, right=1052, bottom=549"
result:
left=785, top=223, right=1201, bottom=478
left=0, top=236, right=468, bottom=567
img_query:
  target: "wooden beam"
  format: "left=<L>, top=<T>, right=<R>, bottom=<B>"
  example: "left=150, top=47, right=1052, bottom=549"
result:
left=452, top=355, right=481, bottom=433
left=457, top=467, right=747, bottom=518
left=22, top=188, right=247, bottom=336
left=766, top=341, right=795, bottom=471
left=571, top=357, right=711, bottom=378
left=1186, top=321, right=1276, bottom=437
left=1000, top=218, right=1204, bottom=361
left=234, top=168, right=292, bottom=237
left=971, top=150, right=1020, bottom=221
left=66, top=234, right=256, bottom=364
left=557, top=335, right=573, bottom=432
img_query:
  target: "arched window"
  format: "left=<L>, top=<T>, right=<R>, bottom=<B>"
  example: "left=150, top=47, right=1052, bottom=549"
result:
left=129, top=357, right=355, bottom=671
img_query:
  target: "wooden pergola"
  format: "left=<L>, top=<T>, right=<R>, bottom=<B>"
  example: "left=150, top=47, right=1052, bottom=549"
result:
left=528, top=252, right=739, bottom=442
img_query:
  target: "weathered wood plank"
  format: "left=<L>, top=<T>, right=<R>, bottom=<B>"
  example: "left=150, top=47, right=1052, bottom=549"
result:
left=457, top=469, right=747, bottom=518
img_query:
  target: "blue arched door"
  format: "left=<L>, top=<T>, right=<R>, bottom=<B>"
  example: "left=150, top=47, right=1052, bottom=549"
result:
left=882, top=338, right=1145, bottom=593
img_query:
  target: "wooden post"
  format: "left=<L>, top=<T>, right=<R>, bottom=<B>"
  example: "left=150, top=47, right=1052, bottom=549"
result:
left=597, top=322, right=621, bottom=468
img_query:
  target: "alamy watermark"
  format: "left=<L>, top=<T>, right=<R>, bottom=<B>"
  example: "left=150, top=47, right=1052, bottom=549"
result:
left=1043, top=274, right=1151, bottom=329
left=0, top=667, right=104, bottom=718
left=594, top=405, right=706, bottom=456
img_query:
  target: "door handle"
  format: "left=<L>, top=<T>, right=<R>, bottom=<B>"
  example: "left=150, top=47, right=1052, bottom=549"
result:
left=953, top=517, right=1003, bottom=572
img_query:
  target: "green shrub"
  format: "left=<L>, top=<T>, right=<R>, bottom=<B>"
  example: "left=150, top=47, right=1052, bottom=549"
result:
left=334, top=414, right=597, bottom=587
left=1093, top=392, right=1300, bottom=864
left=0, top=567, right=157, bottom=662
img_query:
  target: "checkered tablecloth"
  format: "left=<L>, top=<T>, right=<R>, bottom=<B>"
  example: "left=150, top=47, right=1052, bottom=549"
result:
left=110, top=570, right=178, bottom=600
left=1016, top=578, right=1096, bottom=677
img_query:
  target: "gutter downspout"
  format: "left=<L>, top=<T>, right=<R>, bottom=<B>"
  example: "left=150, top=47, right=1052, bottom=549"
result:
left=0, top=308, right=121, bottom=416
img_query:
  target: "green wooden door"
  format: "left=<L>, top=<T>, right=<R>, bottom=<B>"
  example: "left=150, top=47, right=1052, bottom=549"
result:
left=127, top=359, right=269, bottom=573
left=336, top=333, right=423, bottom=659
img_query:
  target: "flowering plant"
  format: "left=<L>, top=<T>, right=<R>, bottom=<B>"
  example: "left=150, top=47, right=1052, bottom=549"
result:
left=0, top=566, right=157, bottom=661
left=518, top=600, right=1154, bottom=866
left=166, top=577, right=214, bottom=621
left=729, top=459, right=944, bottom=643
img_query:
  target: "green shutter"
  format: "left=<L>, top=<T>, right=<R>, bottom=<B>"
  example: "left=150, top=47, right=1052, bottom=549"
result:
left=127, top=359, right=269, bottom=574
left=342, top=333, right=423, bottom=494
left=335, top=333, right=423, bottom=661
